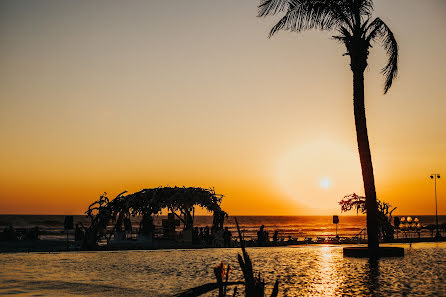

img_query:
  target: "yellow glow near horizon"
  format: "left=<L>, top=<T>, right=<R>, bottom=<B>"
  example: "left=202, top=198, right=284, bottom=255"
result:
left=275, top=140, right=363, bottom=212
left=0, top=0, right=445, bottom=215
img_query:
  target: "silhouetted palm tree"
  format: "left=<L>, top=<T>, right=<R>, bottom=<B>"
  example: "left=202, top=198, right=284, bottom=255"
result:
left=258, top=0, right=398, bottom=256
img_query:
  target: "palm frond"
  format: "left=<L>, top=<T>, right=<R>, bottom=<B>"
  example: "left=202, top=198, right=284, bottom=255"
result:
left=345, top=0, right=373, bottom=30
left=357, top=0, right=374, bottom=16
left=364, top=18, right=381, bottom=42
left=366, top=17, right=399, bottom=93
left=338, top=25, right=352, bottom=39
left=329, top=1, right=355, bottom=32
left=268, top=13, right=289, bottom=37
left=360, top=17, right=371, bottom=37
left=380, top=21, right=399, bottom=93
left=266, top=0, right=347, bottom=37
left=258, top=0, right=294, bottom=17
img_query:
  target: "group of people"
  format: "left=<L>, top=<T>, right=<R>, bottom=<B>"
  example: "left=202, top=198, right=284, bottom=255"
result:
left=0, top=226, right=39, bottom=241
left=257, top=225, right=285, bottom=246
left=192, top=226, right=211, bottom=245
left=192, top=226, right=232, bottom=247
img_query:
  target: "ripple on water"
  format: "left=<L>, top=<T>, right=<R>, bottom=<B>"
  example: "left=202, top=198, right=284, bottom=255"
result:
left=0, top=243, right=445, bottom=296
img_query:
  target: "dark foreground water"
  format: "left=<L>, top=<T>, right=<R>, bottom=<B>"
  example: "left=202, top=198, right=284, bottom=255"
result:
left=0, top=242, right=445, bottom=296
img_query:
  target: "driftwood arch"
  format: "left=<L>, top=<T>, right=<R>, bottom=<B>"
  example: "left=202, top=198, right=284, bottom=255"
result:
left=82, top=187, right=227, bottom=249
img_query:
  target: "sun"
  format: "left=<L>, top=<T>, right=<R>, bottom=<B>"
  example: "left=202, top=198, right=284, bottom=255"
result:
left=320, top=178, right=331, bottom=189
left=275, top=139, right=363, bottom=211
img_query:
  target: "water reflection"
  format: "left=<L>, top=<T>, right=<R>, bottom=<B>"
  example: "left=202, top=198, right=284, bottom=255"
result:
left=366, top=258, right=380, bottom=295
left=0, top=243, right=444, bottom=296
left=310, top=246, right=343, bottom=296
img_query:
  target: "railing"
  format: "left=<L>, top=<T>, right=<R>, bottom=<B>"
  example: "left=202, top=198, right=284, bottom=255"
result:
left=352, top=228, right=367, bottom=241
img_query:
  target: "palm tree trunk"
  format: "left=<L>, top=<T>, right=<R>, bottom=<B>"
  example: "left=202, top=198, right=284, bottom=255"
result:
left=353, top=69, right=379, bottom=256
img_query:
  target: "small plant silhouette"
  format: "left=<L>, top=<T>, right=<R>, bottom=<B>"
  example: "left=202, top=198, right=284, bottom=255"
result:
left=175, top=218, right=279, bottom=297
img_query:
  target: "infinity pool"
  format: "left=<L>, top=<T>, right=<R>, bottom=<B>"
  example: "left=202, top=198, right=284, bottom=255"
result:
left=0, top=242, right=445, bottom=296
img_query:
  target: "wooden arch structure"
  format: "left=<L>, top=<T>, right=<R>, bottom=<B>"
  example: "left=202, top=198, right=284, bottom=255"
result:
left=82, top=187, right=227, bottom=249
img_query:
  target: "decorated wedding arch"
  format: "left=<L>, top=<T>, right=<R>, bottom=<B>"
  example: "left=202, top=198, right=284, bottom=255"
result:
left=82, top=186, right=227, bottom=249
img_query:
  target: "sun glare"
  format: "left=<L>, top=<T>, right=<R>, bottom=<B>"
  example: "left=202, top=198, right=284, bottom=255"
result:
left=320, top=178, right=331, bottom=189
left=276, top=139, right=363, bottom=212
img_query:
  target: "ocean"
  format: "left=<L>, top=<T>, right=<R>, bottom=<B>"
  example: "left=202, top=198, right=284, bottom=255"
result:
left=0, top=215, right=444, bottom=241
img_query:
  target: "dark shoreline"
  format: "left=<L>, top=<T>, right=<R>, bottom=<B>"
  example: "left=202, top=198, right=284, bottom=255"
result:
left=1, top=237, right=444, bottom=254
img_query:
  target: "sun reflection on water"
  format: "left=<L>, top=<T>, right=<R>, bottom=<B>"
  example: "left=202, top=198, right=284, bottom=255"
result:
left=0, top=244, right=445, bottom=296
left=305, top=246, right=343, bottom=296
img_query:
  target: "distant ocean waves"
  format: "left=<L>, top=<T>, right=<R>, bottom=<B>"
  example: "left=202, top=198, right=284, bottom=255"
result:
left=1, top=215, right=444, bottom=241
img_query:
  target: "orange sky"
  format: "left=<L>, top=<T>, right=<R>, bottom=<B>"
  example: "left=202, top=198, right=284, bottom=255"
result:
left=0, top=0, right=445, bottom=215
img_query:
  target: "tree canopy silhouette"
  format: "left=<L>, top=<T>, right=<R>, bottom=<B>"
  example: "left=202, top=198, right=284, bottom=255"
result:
left=82, top=187, right=227, bottom=250
left=258, top=0, right=399, bottom=256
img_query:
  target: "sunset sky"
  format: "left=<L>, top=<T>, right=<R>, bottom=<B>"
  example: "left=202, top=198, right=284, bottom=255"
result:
left=0, top=0, right=445, bottom=215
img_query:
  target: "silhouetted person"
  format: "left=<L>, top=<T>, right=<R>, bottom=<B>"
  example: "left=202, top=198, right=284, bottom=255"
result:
left=204, top=226, right=210, bottom=245
left=193, top=227, right=199, bottom=244
left=184, top=211, right=193, bottom=231
left=212, top=210, right=225, bottom=234
left=25, top=226, right=39, bottom=240
left=257, top=225, right=266, bottom=246
left=223, top=227, right=232, bottom=248
left=140, top=214, right=154, bottom=239
left=75, top=224, right=84, bottom=242
left=273, top=230, right=278, bottom=244
left=4, top=226, right=18, bottom=241
left=124, top=217, right=132, bottom=239
left=199, top=227, right=204, bottom=243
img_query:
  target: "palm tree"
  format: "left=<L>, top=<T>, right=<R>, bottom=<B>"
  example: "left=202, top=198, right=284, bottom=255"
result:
left=258, top=0, right=398, bottom=256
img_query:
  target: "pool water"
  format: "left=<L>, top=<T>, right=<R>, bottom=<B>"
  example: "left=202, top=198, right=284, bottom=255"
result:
left=0, top=242, right=445, bottom=296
